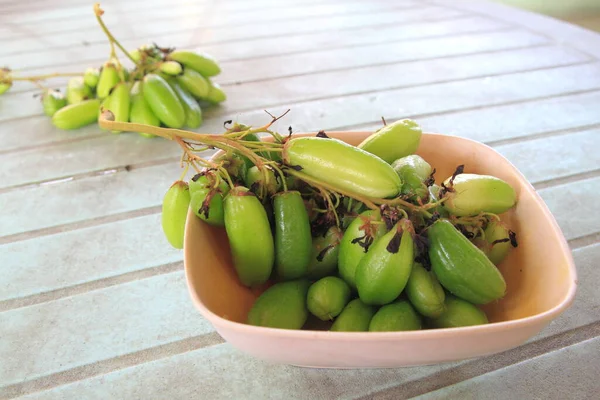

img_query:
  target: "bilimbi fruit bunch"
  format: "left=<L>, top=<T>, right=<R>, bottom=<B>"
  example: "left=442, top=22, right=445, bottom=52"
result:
left=141, top=113, right=519, bottom=333
left=0, top=4, right=226, bottom=136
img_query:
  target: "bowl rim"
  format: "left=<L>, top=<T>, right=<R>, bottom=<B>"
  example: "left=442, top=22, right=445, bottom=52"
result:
left=183, top=131, right=577, bottom=338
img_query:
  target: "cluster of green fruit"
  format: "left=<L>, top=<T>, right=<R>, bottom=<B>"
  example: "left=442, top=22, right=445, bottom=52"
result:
left=156, top=118, right=518, bottom=332
left=49, top=47, right=225, bottom=134
left=0, top=4, right=226, bottom=136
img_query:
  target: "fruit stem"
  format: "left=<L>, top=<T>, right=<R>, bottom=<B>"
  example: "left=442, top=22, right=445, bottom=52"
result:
left=93, top=3, right=138, bottom=65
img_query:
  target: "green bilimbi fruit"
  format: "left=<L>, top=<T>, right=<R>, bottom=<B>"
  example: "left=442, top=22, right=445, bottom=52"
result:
left=42, top=89, right=67, bottom=117
left=369, top=300, right=422, bottom=331
left=161, top=180, right=191, bottom=250
left=66, top=77, right=92, bottom=104
left=169, top=79, right=202, bottom=129
left=205, top=81, right=226, bottom=103
left=189, top=172, right=229, bottom=226
left=224, top=186, right=274, bottom=287
left=283, top=137, right=402, bottom=198
left=307, top=226, right=343, bottom=280
left=355, top=219, right=415, bottom=305
left=392, top=154, right=432, bottom=202
left=143, top=73, right=185, bottom=128
left=168, top=50, right=221, bottom=77
left=273, top=191, right=313, bottom=280
left=247, top=280, right=310, bottom=329
left=330, top=299, right=376, bottom=332
left=443, top=173, right=517, bottom=217
left=307, top=276, right=351, bottom=321
left=129, top=82, right=160, bottom=138
left=176, top=68, right=210, bottom=99
left=106, top=82, right=130, bottom=134
left=358, top=119, right=422, bottom=163
left=219, top=153, right=249, bottom=183
left=425, top=295, right=489, bottom=328
left=428, top=219, right=506, bottom=305
left=159, top=61, right=183, bottom=76
left=0, top=81, right=11, bottom=95
left=338, top=210, right=386, bottom=290
left=52, top=98, right=101, bottom=130
left=96, top=62, right=120, bottom=99
left=83, top=67, right=100, bottom=89
left=474, top=221, right=513, bottom=265
left=245, top=166, right=279, bottom=197
left=405, top=262, right=446, bottom=318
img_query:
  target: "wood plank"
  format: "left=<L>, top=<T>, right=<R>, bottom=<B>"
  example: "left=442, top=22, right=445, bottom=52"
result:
left=407, top=90, right=600, bottom=144
left=0, top=45, right=588, bottom=123
left=538, top=176, right=600, bottom=242
left=12, top=244, right=600, bottom=400
left=218, top=46, right=589, bottom=112
left=416, top=338, right=600, bottom=400
left=7, top=15, right=509, bottom=87
left=493, top=129, right=600, bottom=185
left=0, top=271, right=213, bottom=387
left=216, top=29, right=549, bottom=84
left=0, top=214, right=180, bottom=303
left=0, top=134, right=181, bottom=190
left=0, top=162, right=186, bottom=238
left=0, top=4, right=452, bottom=55
left=221, top=62, right=600, bottom=134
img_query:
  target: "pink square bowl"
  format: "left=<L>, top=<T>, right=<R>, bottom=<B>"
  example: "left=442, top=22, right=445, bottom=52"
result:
left=183, top=131, right=577, bottom=368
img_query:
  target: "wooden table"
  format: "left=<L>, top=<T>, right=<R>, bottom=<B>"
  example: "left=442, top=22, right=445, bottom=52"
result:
left=1, top=0, right=599, bottom=398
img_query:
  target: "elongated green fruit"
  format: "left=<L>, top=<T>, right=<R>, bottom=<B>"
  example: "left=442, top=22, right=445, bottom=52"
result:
left=392, top=155, right=432, bottom=202
left=0, top=81, right=11, bottom=95
left=425, top=295, right=488, bottom=328
left=338, top=210, right=386, bottom=290
left=474, top=221, right=512, bottom=265
left=52, top=98, right=100, bottom=130
left=307, top=226, right=343, bottom=280
left=83, top=67, right=100, bottom=88
left=428, top=219, right=506, bottom=304
left=42, top=89, right=67, bottom=117
left=189, top=172, right=229, bottom=226
left=369, top=300, right=422, bottom=331
left=443, top=173, right=517, bottom=216
left=307, top=276, right=351, bottom=321
left=161, top=181, right=190, bottom=250
left=206, top=81, right=226, bottom=103
left=392, top=155, right=432, bottom=181
left=224, top=186, right=274, bottom=287
left=283, top=137, right=402, bottom=198
left=167, top=79, right=202, bottom=128
left=106, top=82, right=130, bottom=134
left=273, top=191, right=312, bottom=280
left=247, top=280, right=309, bottom=329
left=129, top=82, right=160, bottom=138
left=160, top=61, right=183, bottom=76
left=96, top=62, right=120, bottom=99
left=143, top=73, right=185, bottom=128
left=66, top=77, right=92, bottom=104
left=355, top=220, right=414, bottom=305
left=176, top=68, right=210, bottom=99
left=358, top=119, right=422, bottom=163
left=245, top=166, right=279, bottom=197
left=330, top=299, right=376, bottom=332
left=168, top=50, right=221, bottom=77
left=405, top=262, right=446, bottom=317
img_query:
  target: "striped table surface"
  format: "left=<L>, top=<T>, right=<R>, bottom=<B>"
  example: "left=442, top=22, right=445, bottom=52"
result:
left=1, top=0, right=599, bottom=398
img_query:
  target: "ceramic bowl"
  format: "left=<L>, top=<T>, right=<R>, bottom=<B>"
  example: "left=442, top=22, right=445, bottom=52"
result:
left=183, top=131, right=577, bottom=368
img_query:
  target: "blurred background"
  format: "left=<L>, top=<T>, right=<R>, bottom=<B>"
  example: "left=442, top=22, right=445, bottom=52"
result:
left=495, top=0, right=600, bottom=32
